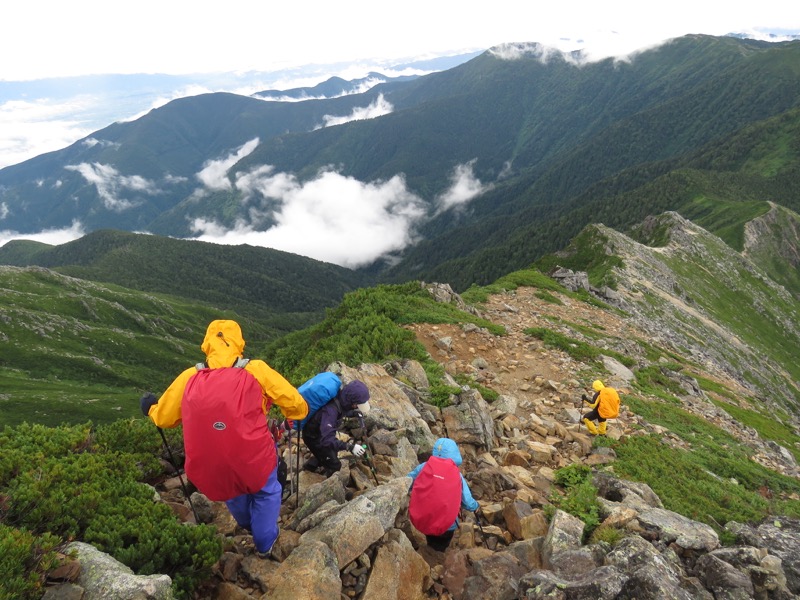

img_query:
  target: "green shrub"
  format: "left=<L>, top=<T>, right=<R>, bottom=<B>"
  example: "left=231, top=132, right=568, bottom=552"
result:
left=524, top=327, right=600, bottom=363
left=429, top=384, right=461, bottom=408
left=0, top=422, right=222, bottom=599
left=589, top=523, right=625, bottom=546
left=549, top=465, right=601, bottom=540
left=0, top=525, right=61, bottom=600
left=554, top=464, right=592, bottom=488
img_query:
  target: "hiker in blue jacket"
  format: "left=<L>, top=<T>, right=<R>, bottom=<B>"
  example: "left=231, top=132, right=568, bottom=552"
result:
left=302, top=380, right=371, bottom=477
left=407, top=437, right=479, bottom=551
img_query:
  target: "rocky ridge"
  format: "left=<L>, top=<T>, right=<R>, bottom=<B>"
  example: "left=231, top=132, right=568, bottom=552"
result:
left=43, top=282, right=800, bottom=600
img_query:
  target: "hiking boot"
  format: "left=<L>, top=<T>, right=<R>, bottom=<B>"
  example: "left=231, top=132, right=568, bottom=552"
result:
left=597, top=421, right=607, bottom=435
left=255, top=535, right=278, bottom=559
left=583, top=418, right=599, bottom=435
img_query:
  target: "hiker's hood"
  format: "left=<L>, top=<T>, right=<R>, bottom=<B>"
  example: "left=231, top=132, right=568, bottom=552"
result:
left=431, top=438, right=462, bottom=466
left=593, top=380, right=605, bottom=392
left=339, top=380, right=371, bottom=414
left=201, top=320, right=245, bottom=367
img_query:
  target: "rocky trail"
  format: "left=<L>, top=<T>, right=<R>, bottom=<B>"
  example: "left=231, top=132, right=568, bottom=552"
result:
left=45, top=284, right=800, bottom=600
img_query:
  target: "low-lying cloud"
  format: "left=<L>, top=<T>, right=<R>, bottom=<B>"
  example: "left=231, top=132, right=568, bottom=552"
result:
left=316, top=94, right=393, bottom=129
left=195, top=138, right=260, bottom=190
left=0, top=220, right=85, bottom=248
left=185, top=137, right=489, bottom=267
left=0, top=97, right=95, bottom=169
left=435, top=160, right=490, bottom=212
left=65, top=162, right=159, bottom=211
left=192, top=167, right=427, bottom=268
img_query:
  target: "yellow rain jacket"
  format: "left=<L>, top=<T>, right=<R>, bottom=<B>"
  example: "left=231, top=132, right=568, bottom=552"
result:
left=588, top=380, right=621, bottom=419
left=147, top=319, right=308, bottom=428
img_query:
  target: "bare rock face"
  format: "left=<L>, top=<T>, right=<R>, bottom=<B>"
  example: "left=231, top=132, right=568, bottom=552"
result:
left=361, top=529, right=432, bottom=600
left=262, top=540, right=342, bottom=600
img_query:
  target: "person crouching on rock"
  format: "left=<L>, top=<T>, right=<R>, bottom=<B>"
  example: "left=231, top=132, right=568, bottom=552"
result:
left=581, top=379, right=620, bottom=435
left=302, top=380, right=371, bottom=477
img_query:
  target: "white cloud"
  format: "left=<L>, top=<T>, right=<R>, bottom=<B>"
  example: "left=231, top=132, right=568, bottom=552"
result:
left=0, top=202, right=8, bottom=219
left=196, top=138, right=260, bottom=190
left=82, top=137, right=120, bottom=150
left=0, top=220, right=85, bottom=247
left=64, top=162, right=158, bottom=211
left=192, top=167, right=426, bottom=268
left=189, top=158, right=493, bottom=267
left=316, top=94, right=393, bottom=129
left=0, top=97, right=95, bottom=169
left=436, top=161, right=490, bottom=212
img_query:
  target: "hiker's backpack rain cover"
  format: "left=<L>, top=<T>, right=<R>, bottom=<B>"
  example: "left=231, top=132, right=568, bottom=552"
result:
left=294, top=371, right=342, bottom=429
left=408, top=456, right=462, bottom=536
left=598, top=387, right=621, bottom=419
left=182, top=366, right=275, bottom=501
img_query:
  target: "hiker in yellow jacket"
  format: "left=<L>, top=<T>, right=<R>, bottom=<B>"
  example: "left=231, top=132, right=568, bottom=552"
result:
left=581, top=379, right=620, bottom=435
left=141, top=319, right=308, bottom=557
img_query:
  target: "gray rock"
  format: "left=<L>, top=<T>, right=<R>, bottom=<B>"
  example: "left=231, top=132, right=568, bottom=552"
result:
left=637, top=507, right=719, bottom=551
left=521, top=565, right=626, bottom=599
left=442, top=388, right=495, bottom=451
left=66, top=542, right=173, bottom=600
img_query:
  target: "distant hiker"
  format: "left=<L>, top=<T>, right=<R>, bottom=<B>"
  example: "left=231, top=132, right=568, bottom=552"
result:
left=140, top=319, right=308, bottom=558
left=301, top=377, right=372, bottom=477
left=407, top=437, right=479, bottom=552
left=581, top=379, right=620, bottom=435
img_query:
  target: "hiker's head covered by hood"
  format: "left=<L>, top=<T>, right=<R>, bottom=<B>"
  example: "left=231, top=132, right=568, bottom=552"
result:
left=431, top=437, right=463, bottom=466
left=201, top=320, right=245, bottom=368
left=339, top=380, right=371, bottom=414
left=593, top=379, right=605, bottom=392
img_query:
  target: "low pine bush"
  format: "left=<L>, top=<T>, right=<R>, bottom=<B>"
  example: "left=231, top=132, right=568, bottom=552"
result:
left=0, top=420, right=222, bottom=599
left=0, top=525, right=61, bottom=600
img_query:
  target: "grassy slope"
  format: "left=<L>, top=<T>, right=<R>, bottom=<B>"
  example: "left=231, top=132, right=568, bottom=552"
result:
left=0, top=266, right=225, bottom=427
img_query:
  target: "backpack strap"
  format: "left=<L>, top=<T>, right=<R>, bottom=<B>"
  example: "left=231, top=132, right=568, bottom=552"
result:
left=195, top=357, right=250, bottom=370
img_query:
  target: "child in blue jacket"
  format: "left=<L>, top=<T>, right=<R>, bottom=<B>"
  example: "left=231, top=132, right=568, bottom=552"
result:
left=407, top=437, right=479, bottom=551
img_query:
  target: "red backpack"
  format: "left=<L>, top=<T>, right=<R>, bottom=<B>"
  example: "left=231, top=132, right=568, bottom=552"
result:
left=408, top=456, right=463, bottom=536
left=182, top=360, right=276, bottom=501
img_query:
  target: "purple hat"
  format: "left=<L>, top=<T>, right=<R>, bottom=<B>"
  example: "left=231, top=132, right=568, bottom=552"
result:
left=341, top=380, right=370, bottom=414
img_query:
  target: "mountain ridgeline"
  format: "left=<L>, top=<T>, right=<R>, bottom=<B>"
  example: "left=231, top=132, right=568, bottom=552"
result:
left=0, top=35, right=798, bottom=290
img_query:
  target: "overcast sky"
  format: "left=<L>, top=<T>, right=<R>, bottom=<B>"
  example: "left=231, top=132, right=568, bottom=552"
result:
left=2, top=1, right=797, bottom=81
left=0, top=1, right=797, bottom=263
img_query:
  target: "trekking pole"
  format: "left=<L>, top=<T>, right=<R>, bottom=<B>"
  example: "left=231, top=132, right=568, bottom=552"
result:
left=296, top=423, right=302, bottom=509
left=156, top=427, right=200, bottom=523
left=355, top=413, right=380, bottom=486
left=285, top=423, right=294, bottom=499
left=361, top=442, right=380, bottom=486
left=474, top=509, right=489, bottom=549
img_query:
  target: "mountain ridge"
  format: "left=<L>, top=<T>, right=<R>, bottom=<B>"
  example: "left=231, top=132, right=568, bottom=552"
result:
left=2, top=35, right=799, bottom=287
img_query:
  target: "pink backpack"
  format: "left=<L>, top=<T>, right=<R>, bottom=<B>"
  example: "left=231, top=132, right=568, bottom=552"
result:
left=408, top=456, right=462, bottom=536
left=182, top=362, right=275, bottom=501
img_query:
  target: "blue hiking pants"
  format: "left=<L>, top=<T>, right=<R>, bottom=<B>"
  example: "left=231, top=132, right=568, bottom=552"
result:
left=225, top=467, right=281, bottom=553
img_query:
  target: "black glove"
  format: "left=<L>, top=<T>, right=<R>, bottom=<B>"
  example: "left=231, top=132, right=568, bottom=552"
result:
left=140, top=392, right=157, bottom=416
left=581, top=394, right=589, bottom=402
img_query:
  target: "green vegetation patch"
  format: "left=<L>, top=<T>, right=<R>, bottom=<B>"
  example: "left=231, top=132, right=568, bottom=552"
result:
left=708, top=398, right=800, bottom=464
left=679, top=197, right=770, bottom=252
left=0, top=420, right=221, bottom=599
left=547, top=465, right=600, bottom=540
left=266, top=282, right=503, bottom=387
left=535, top=227, right=624, bottom=290
left=460, top=268, right=565, bottom=304
left=524, top=327, right=635, bottom=368
left=613, top=396, right=800, bottom=529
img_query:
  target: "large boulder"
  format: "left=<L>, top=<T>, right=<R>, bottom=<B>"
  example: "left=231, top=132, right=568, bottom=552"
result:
left=66, top=542, right=173, bottom=600
left=301, top=476, right=410, bottom=567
